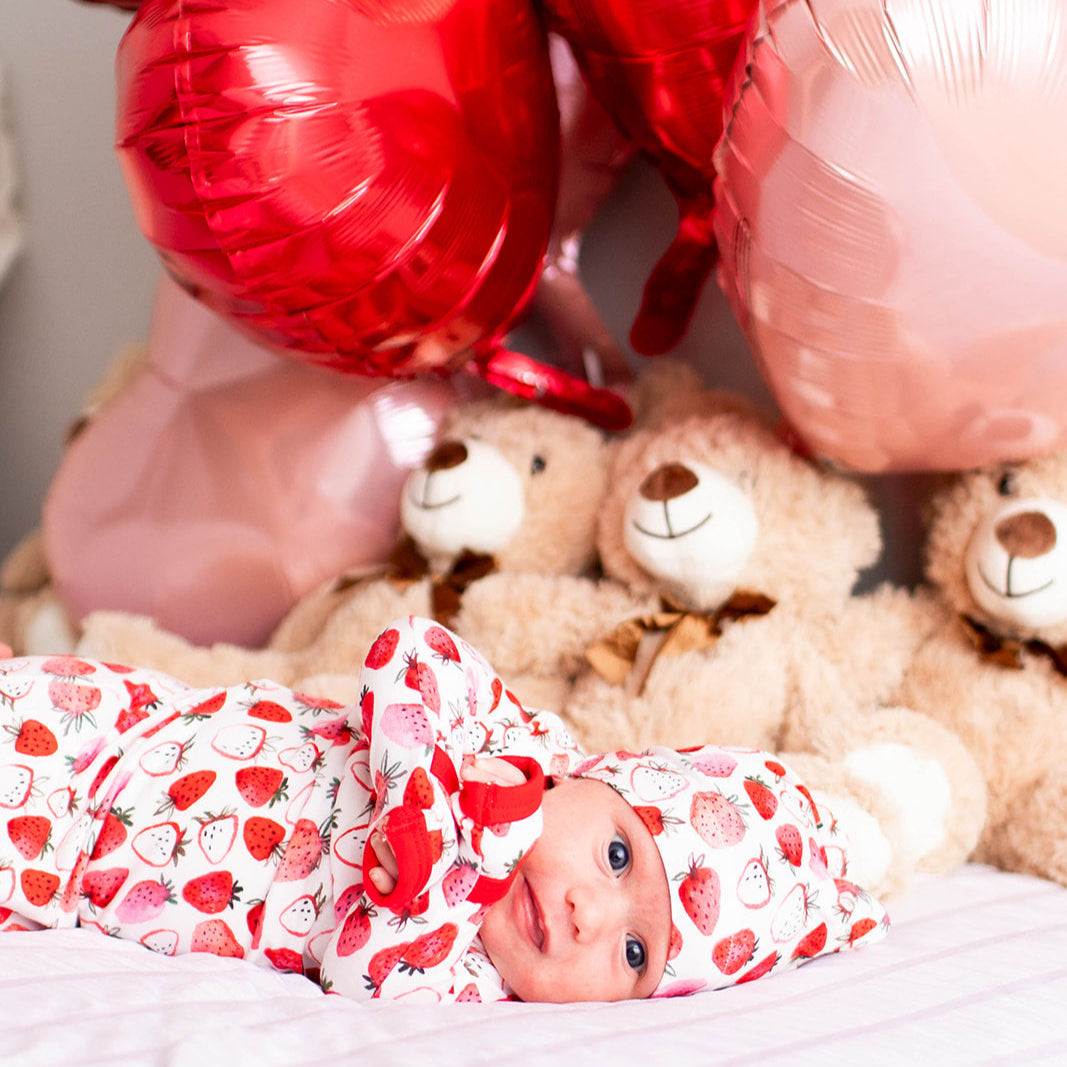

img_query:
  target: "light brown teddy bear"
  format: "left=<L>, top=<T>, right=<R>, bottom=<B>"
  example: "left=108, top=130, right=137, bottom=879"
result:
left=78, top=395, right=640, bottom=709
left=894, top=453, right=1067, bottom=887
left=561, top=396, right=986, bottom=883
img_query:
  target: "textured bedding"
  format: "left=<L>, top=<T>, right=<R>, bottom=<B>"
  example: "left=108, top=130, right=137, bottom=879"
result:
left=2, top=863, right=1064, bottom=1066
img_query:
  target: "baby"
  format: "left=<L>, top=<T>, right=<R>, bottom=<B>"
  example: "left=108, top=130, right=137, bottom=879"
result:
left=0, top=618, right=886, bottom=1002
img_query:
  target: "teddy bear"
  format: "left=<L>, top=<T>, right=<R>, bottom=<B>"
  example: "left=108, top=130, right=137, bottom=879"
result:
left=559, top=394, right=986, bottom=882
left=891, top=452, right=1067, bottom=887
left=78, top=393, right=644, bottom=710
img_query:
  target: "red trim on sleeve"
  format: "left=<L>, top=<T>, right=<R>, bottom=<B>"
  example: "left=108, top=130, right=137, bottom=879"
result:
left=430, top=745, right=459, bottom=794
left=466, top=870, right=517, bottom=906
left=362, top=805, right=433, bottom=912
left=459, top=757, right=545, bottom=826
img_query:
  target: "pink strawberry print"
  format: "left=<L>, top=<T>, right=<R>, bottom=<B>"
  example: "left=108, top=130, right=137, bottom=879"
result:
left=736, top=854, right=772, bottom=909
left=304, top=715, right=353, bottom=747
left=713, top=929, right=758, bottom=975
left=41, top=656, right=97, bottom=678
left=423, top=625, right=461, bottom=664
left=81, top=867, right=130, bottom=909
left=131, top=821, right=187, bottom=867
left=677, top=858, right=720, bottom=935
left=379, top=703, right=434, bottom=748
left=116, top=877, right=175, bottom=923
left=403, top=654, right=440, bottom=713
left=196, top=811, right=238, bottom=864
left=442, top=861, right=478, bottom=907
left=191, top=918, right=245, bottom=958
left=48, top=679, right=101, bottom=732
left=690, top=791, right=746, bottom=848
left=365, top=628, right=400, bottom=670
left=275, top=819, right=324, bottom=882
left=683, top=749, right=738, bottom=778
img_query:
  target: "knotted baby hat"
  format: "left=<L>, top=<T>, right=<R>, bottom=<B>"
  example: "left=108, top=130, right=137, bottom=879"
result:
left=572, top=744, right=888, bottom=997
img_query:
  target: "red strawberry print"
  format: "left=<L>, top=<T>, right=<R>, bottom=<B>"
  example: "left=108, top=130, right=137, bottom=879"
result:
left=81, top=867, right=130, bottom=909
left=791, top=921, right=828, bottom=960
left=191, top=918, right=245, bottom=958
left=5, top=718, right=58, bottom=757
left=159, top=770, right=217, bottom=814
left=7, top=815, right=52, bottom=860
left=234, top=766, right=288, bottom=808
left=243, top=815, right=286, bottom=861
left=488, top=676, right=503, bottom=714
left=305, top=715, right=353, bottom=747
left=41, top=656, right=96, bottom=677
left=365, top=943, right=407, bottom=994
left=401, top=922, right=458, bottom=971
left=764, top=759, right=787, bottom=778
left=424, top=625, right=461, bottom=664
left=365, top=628, right=400, bottom=670
left=743, top=777, right=778, bottom=820
left=246, top=900, right=265, bottom=946
left=275, top=818, right=324, bottom=882
left=88, top=755, right=120, bottom=799
left=442, top=862, right=478, bottom=908
left=264, top=947, right=304, bottom=974
left=737, top=950, right=780, bottom=984
left=360, top=687, right=374, bottom=737
left=677, top=858, right=720, bottom=935
left=848, top=917, right=879, bottom=945
left=182, top=871, right=241, bottom=914
left=403, top=654, right=441, bottom=713
left=713, top=929, right=758, bottom=975
left=115, top=681, right=159, bottom=732
left=181, top=692, right=227, bottom=722
left=796, top=784, right=820, bottom=824
left=633, top=805, right=664, bottom=836
left=667, top=923, right=683, bottom=961
left=20, top=869, right=60, bottom=907
left=690, top=791, right=746, bottom=848
left=116, top=877, right=175, bottom=923
left=402, top=767, right=435, bottom=810
left=775, top=823, right=803, bottom=867
left=335, top=901, right=374, bottom=956
left=455, top=983, right=481, bottom=1002
left=248, top=700, right=292, bottom=723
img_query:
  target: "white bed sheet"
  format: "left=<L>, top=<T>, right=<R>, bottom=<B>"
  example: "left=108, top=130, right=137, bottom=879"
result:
left=1, top=863, right=1064, bottom=1067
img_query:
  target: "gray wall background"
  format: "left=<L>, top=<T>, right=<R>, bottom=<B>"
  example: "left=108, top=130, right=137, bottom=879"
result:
left=0, top=1, right=923, bottom=589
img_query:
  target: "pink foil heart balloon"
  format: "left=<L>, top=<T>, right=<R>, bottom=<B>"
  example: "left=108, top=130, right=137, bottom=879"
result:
left=714, top=0, right=1067, bottom=472
left=42, top=275, right=460, bottom=648
left=115, top=0, right=631, bottom=429
left=542, top=0, right=759, bottom=355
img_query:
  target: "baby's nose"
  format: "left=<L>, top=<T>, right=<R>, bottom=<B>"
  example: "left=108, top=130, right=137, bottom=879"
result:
left=568, top=884, right=619, bottom=943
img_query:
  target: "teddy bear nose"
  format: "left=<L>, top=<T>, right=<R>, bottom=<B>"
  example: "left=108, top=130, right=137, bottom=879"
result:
left=994, top=510, right=1057, bottom=558
left=425, top=440, right=468, bottom=472
left=639, top=462, right=700, bottom=502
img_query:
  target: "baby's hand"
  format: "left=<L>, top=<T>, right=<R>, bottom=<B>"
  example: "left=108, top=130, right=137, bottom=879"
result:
left=367, top=830, right=398, bottom=896
left=460, top=755, right=526, bottom=787
left=0, top=643, right=12, bottom=659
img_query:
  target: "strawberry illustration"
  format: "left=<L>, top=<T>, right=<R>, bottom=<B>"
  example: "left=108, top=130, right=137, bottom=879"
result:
left=775, top=823, right=803, bottom=867
left=246, top=900, right=265, bottom=946
left=401, top=922, right=457, bottom=971
left=7, top=814, right=52, bottom=860
left=365, top=942, right=407, bottom=994
left=0, top=864, right=14, bottom=905
left=116, top=876, right=175, bottom=923
left=210, top=723, right=267, bottom=760
left=737, top=950, right=779, bottom=984
left=442, top=861, right=478, bottom=907
left=48, top=680, right=101, bottom=732
left=764, top=759, right=787, bottom=779
left=275, top=818, right=324, bottom=882
left=631, top=764, right=687, bottom=802
left=190, top=918, right=245, bottom=958
left=455, top=983, right=481, bottom=1003
left=243, top=815, right=286, bottom=861
left=264, top=947, right=304, bottom=974
left=335, top=901, right=374, bottom=956
left=4, top=718, right=58, bottom=757
left=157, top=770, right=217, bottom=815
left=488, top=676, right=503, bottom=714
left=359, top=687, right=374, bottom=736
left=46, top=786, right=75, bottom=819
left=424, top=625, right=461, bottom=664
left=677, top=858, right=720, bottom=935
left=279, top=890, right=323, bottom=936
left=41, top=656, right=96, bottom=677
left=690, top=791, right=746, bottom=848
left=791, top=921, right=828, bottom=960
left=140, top=929, right=179, bottom=955
left=848, top=917, right=879, bottom=945
left=403, top=767, right=435, bottom=809
left=138, top=739, right=190, bottom=777
left=684, top=750, right=738, bottom=778
left=770, top=883, right=814, bottom=943
left=736, top=854, right=772, bottom=909
left=743, top=777, right=778, bottom=820
left=196, top=811, right=239, bottom=864
left=632, top=805, right=665, bottom=836
left=713, top=929, right=758, bottom=975
left=304, top=715, right=353, bottom=747
left=87, top=755, right=119, bottom=799
left=20, top=868, right=60, bottom=907
left=278, top=742, right=321, bottom=774
left=365, top=627, right=400, bottom=670
left=182, top=871, right=241, bottom=914
left=181, top=692, right=227, bottom=722
left=235, top=766, right=288, bottom=808
left=91, top=808, right=133, bottom=859
left=402, top=654, right=440, bottom=713
left=81, top=867, right=130, bottom=909
left=131, top=821, right=187, bottom=867
left=333, top=882, right=365, bottom=924
left=0, top=764, right=33, bottom=808
left=379, top=703, right=434, bottom=749
left=248, top=700, right=292, bottom=723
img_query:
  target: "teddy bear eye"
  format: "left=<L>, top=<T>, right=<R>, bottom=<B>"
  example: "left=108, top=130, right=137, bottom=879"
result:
left=531, top=455, right=547, bottom=475
left=997, top=470, right=1018, bottom=497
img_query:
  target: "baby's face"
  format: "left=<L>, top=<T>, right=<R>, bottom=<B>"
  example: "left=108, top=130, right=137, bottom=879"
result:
left=479, top=777, right=671, bottom=1002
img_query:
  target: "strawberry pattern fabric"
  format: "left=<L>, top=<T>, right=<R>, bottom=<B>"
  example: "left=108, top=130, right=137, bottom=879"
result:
left=0, top=618, right=584, bottom=1001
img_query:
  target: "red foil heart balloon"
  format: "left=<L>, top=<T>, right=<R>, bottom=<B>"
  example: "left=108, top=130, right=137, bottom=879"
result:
left=542, top=0, right=758, bottom=355
left=115, top=0, right=631, bottom=429
left=713, top=0, right=1067, bottom=472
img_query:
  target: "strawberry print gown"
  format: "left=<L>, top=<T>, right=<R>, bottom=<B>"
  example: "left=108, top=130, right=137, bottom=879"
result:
left=0, top=616, right=584, bottom=1002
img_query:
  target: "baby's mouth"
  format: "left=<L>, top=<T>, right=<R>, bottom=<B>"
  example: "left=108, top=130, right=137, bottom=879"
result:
left=522, top=877, right=545, bottom=953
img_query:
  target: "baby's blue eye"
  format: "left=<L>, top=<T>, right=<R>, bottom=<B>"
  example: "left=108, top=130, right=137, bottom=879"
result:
left=608, top=835, right=631, bottom=873
left=625, top=936, right=646, bottom=972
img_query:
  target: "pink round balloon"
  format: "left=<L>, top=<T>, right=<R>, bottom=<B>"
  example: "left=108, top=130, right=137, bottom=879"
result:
left=43, top=276, right=460, bottom=648
left=714, top=0, right=1067, bottom=472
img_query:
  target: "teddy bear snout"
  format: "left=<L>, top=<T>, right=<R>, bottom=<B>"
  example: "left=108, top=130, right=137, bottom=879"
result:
left=994, top=511, right=1056, bottom=559
left=425, top=440, right=468, bottom=472
left=638, top=463, right=699, bottom=502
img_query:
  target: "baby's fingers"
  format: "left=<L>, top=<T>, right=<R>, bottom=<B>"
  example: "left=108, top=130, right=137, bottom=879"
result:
left=368, top=865, right=397, bottom=896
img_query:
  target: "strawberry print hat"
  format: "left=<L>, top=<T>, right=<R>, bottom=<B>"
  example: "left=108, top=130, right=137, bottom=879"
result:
left=571, top=745, right=889, bottom=997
